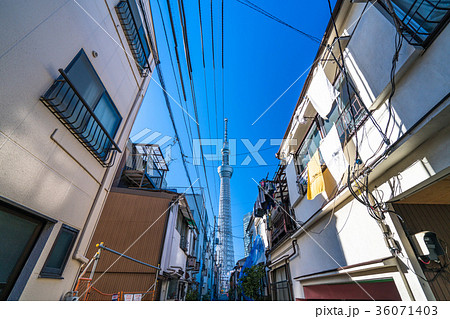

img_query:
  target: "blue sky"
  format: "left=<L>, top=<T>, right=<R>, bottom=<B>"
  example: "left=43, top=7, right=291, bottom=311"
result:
left=131, top=0, right=336, bottom=263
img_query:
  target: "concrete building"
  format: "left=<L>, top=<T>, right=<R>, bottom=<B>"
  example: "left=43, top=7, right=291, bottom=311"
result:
left=272, top=0, right=450, bottom=301
left=0, top=0, right=157, bottom=300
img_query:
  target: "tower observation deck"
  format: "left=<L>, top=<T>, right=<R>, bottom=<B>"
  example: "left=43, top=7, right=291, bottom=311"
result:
left=217, top=118, right=235, bottom=296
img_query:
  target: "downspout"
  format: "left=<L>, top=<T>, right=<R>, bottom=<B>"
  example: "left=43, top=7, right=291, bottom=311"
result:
left=71, top=74, right=149, bottom=284
left=267, top=240, right=298, bottom=300
left=285, top=240, right=298, bottom=301
left=156, top=199, right=174, bottom=301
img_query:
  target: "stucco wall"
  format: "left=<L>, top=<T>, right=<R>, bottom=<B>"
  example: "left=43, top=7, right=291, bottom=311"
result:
left=0, top=0, right=151, bottom=300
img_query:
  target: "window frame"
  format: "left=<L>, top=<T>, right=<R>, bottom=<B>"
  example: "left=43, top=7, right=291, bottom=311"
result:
left=0, top=201, right=46, bottom=300
left=293, top=71, right=369, bottom=195
left=40, top=49, right=122, bottom=166
left=64, top=49, right=122, bottom=141
left=377, top=0, right=450, bottom=47
left=115, top=0, right=152, bottom=76
left=39, top=224, right=79, bottom=279
left=271, top=265, right=292, bottom=301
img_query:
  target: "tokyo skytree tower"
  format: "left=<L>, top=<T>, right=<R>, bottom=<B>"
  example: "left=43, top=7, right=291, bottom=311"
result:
left=217, top=118, right=234, bottom=294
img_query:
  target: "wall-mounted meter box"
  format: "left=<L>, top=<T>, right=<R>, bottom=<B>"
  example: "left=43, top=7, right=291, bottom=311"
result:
left=411, top=231, right=444, bottom=261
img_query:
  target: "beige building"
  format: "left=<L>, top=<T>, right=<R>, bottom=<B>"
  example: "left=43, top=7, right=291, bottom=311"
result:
left=0, top=0, right=158, bottom=300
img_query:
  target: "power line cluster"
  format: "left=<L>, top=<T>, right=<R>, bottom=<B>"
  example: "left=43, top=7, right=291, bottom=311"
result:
left=150, top=0, right=226, bottom=229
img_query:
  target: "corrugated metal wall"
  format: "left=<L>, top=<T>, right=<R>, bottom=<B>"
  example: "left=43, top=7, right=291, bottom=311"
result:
left=83, top=190, right=174, bottom=300
left=393, top=203, right=450, bottom=301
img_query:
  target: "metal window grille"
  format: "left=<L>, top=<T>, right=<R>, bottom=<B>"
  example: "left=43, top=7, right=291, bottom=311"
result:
left=40, top=69, right=121, bottom=167
left=116, top=0, right=150, bottom=76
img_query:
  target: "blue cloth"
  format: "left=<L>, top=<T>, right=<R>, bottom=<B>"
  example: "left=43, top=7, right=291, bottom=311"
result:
left=238, top=235, right=265, bottom=300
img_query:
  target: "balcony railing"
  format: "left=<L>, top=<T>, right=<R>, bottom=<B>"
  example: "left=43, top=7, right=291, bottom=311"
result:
left=334, top=93, right=368, bottom=143
left=386, top=0, right=450, bottom=46
left=123, top=143, right=168, bottom=189
left=270, top=206, right=297, bottom=248
left=40, top=69, right=121, bottom=167
left=116, top=0, right=150, bottom=76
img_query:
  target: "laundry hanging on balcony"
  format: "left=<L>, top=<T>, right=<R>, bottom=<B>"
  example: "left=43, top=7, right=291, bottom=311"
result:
left=307, top=150, right=325, bottom=200
left=319, top=124, right=348, bottom=184
left=306, top=64, right=339, bottom=119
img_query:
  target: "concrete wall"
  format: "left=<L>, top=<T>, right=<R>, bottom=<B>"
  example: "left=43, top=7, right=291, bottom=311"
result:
left=0, top=0, right=153, bottom=300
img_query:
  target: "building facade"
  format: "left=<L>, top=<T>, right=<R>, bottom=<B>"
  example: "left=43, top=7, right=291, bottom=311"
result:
left=76, top=140, right=198, bottom=301
left=271, top=0, right=449, bottom=301
left=0, top=0, right=158, bottom=300
left=185, top=192, right=213, bottom=300
left=243, top=212, right=252, bottom=257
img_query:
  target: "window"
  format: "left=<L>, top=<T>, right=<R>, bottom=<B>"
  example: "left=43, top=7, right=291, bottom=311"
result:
left=176, top=211, right=188, bottom=251
left=166, top=279, right=178, bottom=300
left=271, top=265, right=291, bottom=301
left=0, top=202, right=45, bottom=300
left=329, top=74, right=368, bottom=141
left=294, top=121, right=322, bottom=176
left=293, top=71, right=368, bottom=195
left=116, top=0, right=152, bottom=76
left=40, top=224, right=78, bottom=278
left=383, top=0, right=450, bottom=46
left=40, top=50, right=122, bottom=166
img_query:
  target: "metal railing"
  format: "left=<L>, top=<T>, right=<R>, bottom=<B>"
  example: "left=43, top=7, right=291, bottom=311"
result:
left=116, top=0, right=150, bottom=76
left=387, top=0, right=450, bottom=46
left=124, top=153, right=167, bottom=189
left=40, top=69, right=121, bottom=167
left=334, top=93, right=368, bottom=143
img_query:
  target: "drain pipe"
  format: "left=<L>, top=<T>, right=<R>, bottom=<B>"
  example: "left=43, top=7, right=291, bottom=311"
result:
left=266, top=240, right=298, bottom=300
left=71, top=75, right=149, bottom=281
left=284, top=240, right=298, bottom=300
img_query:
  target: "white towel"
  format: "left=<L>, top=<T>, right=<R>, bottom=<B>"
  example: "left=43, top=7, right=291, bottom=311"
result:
left=319, top=124, right=348, bottom=184
left=307, top=64, right=339, bottom=119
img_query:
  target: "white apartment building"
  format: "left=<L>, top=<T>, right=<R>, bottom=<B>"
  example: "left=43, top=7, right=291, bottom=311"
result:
left=0, top=0, right=158, bottom=300
left=273, top=0, right=449, bottom=301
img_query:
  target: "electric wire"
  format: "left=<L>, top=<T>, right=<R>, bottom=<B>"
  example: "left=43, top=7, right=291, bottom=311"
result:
left=198, top=0, right=219, bottom=213
left=211, top=0, right=219, bottom=140
left=177, top=0, right=217, bottom=220
left=236, top=0, right=322, bottom=44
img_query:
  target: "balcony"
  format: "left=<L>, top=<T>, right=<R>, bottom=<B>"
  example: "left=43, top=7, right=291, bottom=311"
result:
left=116, top=0, right=151, bottom=76
left=122, top=143, right=168, bottom=189
left=40, top=68, right=121, bottom=167
left=384, top=0, right=450, bottom=46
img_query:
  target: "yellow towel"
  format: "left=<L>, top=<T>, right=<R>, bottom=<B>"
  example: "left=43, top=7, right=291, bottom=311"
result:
left=307, top=150, right=325, bottom=200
